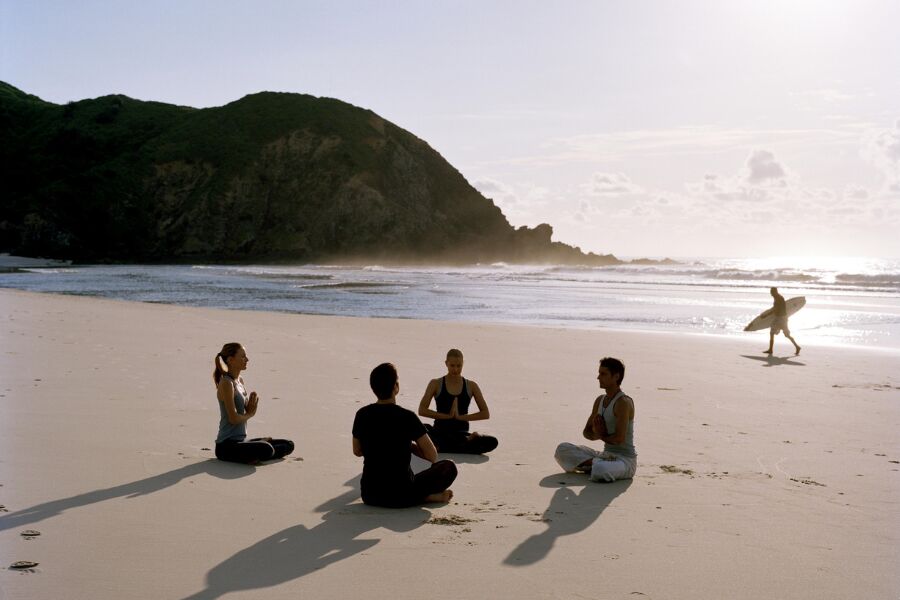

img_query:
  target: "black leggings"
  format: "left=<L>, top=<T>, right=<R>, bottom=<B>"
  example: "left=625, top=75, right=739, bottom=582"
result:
left=215, top=438, right=294, bottom=464
left=426, top=425, right=499, bottom=454
left=362, top=460, right=458, bottom=508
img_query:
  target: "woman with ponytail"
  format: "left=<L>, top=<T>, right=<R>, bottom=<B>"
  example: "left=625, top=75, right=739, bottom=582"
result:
left=213, top=343, right=294, bottom=464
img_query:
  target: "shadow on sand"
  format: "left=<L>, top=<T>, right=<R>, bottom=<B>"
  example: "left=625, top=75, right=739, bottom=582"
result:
left=503, top=473, right=632, bottom=566
left=441, top=452, right=490, bottom=465
left=740, top=354, right=806, bottom=367
left=0, top=459, right=255, bottom=532
left=181, top=477, right=430, bottom=600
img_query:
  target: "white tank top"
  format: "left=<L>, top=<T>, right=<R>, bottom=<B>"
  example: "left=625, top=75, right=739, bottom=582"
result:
left=599, top=391, right=636, bottom=458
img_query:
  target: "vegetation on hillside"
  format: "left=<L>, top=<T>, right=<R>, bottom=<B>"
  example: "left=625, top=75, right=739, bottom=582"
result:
left=1, top=82, right=629, bottom=265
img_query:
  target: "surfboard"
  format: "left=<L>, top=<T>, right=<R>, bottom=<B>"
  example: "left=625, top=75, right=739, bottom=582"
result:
left=743, top=296, right=806, bottom=331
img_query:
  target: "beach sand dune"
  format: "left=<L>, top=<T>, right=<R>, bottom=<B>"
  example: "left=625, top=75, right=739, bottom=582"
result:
left=1, top=289, right=897, bottom=599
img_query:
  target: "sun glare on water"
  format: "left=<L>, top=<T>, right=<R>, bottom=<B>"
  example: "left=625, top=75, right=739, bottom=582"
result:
left=737, top=256, right=889, bottom=277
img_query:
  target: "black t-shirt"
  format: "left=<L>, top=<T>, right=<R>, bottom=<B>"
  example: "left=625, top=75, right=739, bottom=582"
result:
left=352, top=403, right=427, bottom=495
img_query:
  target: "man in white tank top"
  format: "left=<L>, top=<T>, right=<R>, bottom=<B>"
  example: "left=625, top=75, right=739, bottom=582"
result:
left=554, top=357, right=637, bottom=482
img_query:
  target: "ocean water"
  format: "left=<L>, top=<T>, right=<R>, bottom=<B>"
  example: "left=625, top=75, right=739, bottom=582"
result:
left=2, top=257, right=899, bottom=352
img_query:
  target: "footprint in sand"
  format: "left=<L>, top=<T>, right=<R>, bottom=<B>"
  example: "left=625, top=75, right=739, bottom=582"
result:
left=510, top=511, right=545, bottom=522
left=21, top=530, right=40, bottom=539
left=427, top=515, right=479, bottom=526
left=470, top=500, right=508, bottom=513
left=9, top=561, right=39, bottom=571
left=659, top=465, right=695, bottom=476
left=427, top=515, right=482, bottom=542
left=790, top=477, right=825, bottom=487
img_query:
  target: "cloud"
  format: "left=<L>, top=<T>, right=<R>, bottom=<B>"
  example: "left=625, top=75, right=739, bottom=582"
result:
left=474, top=177, right=518, bottom=204
left=569, top=149, right=895, bottom=234
left=789, top=88, right=855, bottom=104
left=472, top=177, right=555, bottom=226
left=568, top=172, right=649, bottom=226
left=843, top=185, right=869, bottom=200
left=693, top=174, right=727, bottom=194
left=683, top=149, right=794, bottom=205
left=862, top=119, right=900, bottom=191
left=479, top=126, right=860, bottom=169
left=681, top=150, right=900, bottom=232
left=744, top=150, right=787, bottom=186
left=584, top=172, right=643, bottom=196
left=474, top=129, right=899, bottom=257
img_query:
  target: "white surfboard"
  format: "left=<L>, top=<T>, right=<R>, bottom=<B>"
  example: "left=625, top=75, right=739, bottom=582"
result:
left=743, top=296, right=806, bottom=332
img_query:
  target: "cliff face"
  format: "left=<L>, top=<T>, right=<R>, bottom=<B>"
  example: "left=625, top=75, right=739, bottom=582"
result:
left=0, top=83, right=621, bottom=264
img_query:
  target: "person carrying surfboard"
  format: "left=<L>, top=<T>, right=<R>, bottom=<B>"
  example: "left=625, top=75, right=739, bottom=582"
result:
left=765, top=287, right=801, bottom=355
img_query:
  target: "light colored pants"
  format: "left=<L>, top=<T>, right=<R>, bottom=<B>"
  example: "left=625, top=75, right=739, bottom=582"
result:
left=554, top=442, right=637, bottom=482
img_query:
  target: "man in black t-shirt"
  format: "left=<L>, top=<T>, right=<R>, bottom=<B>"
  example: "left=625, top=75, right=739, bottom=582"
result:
left=352, top=363, right=457, bottom=507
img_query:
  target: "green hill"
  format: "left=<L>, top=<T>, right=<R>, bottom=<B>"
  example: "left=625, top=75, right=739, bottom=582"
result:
left=0, top=82, right=622, bottom=264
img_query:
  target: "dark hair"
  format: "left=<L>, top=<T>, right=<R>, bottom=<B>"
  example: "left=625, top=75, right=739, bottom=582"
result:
left=600, top=356, right=625, bottom=385
left=214, top=342, right=243, bottom=386
left=446, top=348, right=463, bottom=360
left=370, top=362, right=398, bottom=400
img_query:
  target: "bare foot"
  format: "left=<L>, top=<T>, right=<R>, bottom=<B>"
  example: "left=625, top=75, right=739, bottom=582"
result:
left=763, top=349, right=773, bottom=354
left=794, top=346, right=801, bottom=355
left=424, top=490, right=453, bottom=503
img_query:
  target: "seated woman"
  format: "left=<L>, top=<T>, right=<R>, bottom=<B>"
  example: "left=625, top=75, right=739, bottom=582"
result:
left=417, top=349, right=498, bottom=455
left=213, top=342, right=294, bottom=464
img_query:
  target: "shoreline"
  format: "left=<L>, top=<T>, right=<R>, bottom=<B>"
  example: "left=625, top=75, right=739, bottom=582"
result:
left=1, top=288, right=898, bottom=599
left=2, top=287, right=897, bottom=356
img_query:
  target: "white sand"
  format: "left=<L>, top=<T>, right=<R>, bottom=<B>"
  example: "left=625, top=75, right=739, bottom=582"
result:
left=0, top=288, right=898, bottom=599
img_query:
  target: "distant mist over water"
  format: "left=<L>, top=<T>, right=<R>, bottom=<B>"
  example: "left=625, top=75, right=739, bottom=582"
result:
left=2, top=257, right=899, bottom=351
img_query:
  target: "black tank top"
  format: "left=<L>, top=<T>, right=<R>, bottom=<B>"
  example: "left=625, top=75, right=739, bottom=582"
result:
left=434, top=376, right=471, bottom=433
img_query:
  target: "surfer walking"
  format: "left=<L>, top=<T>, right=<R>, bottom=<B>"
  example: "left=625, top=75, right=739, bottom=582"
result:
left=765, top=287, right=801, bottom=355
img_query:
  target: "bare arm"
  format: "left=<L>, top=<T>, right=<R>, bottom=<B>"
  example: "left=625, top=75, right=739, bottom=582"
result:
left=417, top=379, right=455, bottom=420
left=413, top=433, right=439, bottom=463
left=601, top=397, right=633, bottom=446
left=582, top=396, right=603, bottom=441
left=457, top=380, right=490, bottom=422
left=217, top=378, right=257, bottom=426
left=352, top=436, right=363, bottom=457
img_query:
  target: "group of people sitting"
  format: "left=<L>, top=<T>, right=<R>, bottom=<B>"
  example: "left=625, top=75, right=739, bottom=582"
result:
left=213, top=344, right=636, bottom=508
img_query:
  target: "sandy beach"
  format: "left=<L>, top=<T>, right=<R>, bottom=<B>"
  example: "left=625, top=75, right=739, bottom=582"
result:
left=1, top=288, right=898, bottom=600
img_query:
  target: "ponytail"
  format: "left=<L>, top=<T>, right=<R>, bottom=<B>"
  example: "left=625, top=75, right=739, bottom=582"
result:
left=213, top=342, right=243, bottom=386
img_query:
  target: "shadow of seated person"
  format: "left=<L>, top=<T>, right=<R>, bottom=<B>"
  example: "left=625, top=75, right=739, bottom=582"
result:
left=0, top=459, right=255, bottom=533
left=181, top=477, right=430, bottom=600
left=503, top=473, right=632, bottom=566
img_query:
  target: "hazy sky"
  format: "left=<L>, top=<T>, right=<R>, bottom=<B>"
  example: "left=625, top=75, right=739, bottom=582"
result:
left=3, top=0, right=899, bottom=258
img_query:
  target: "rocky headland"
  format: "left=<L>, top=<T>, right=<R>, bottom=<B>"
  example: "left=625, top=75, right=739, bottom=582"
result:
left=0, top=82, right=670, bottom=266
